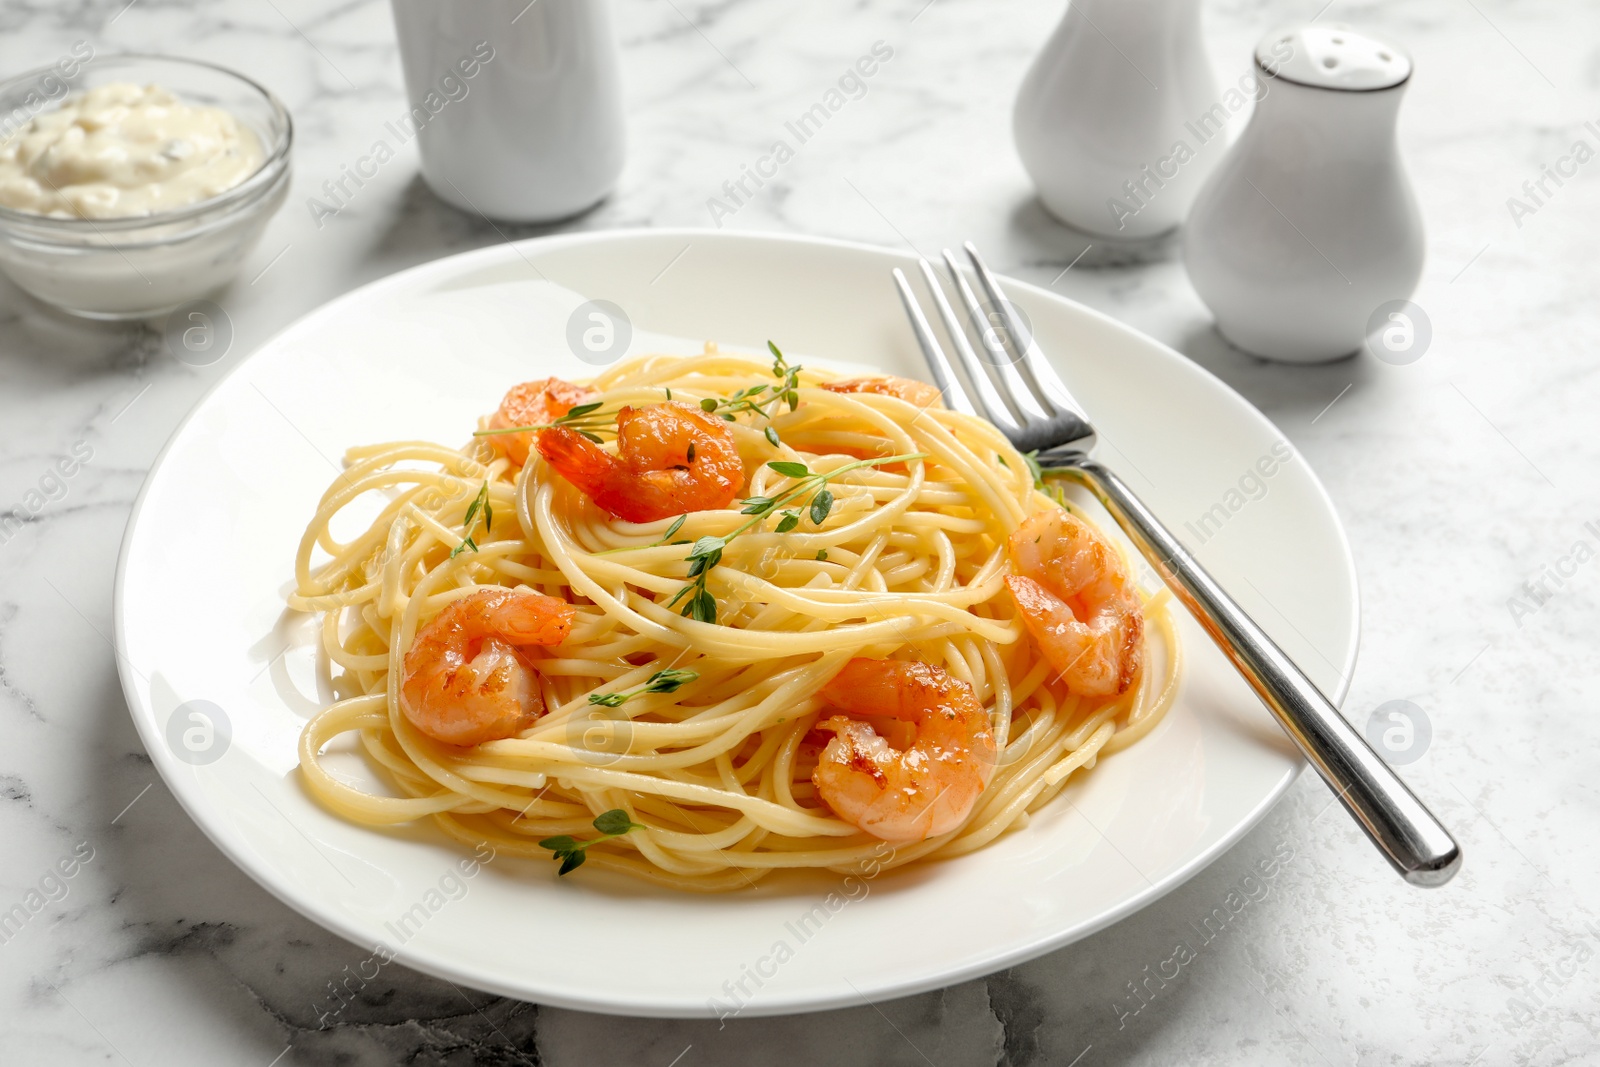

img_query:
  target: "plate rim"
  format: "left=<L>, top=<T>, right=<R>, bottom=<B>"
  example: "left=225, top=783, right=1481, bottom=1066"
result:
left=112, top=226, right=1358, bottom=1017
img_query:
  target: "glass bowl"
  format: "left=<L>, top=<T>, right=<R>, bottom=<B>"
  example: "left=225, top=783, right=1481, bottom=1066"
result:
left=0, top=54, right=293, bottom=320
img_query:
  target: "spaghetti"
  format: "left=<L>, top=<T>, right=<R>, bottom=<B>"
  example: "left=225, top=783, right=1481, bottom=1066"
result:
left=293, top=347, right=1181, bottom=891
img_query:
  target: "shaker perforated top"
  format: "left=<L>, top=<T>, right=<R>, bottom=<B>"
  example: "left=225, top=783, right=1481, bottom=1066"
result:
left=1256, top=25, right=1412, bottom=91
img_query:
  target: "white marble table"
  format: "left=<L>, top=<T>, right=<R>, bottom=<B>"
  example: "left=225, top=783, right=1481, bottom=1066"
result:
left=2, top=0, right=1596, bottom=1063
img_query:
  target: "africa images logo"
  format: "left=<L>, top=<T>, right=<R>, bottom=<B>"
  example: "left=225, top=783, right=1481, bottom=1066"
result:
left=166, top=700, right=231, bottom=765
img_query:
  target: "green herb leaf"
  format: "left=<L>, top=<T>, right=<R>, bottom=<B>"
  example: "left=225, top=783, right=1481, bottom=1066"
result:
left=661, top=514, right=687, bottom=542
left=471, top=402, right=618, bottom=439
left=686, top=442, right=696, bottom=463
left=688, top=535, right=726, bottom=561
left=538, top=811, right=645, bottom=877
left=692, top=588, right=717, bottom=624
left=764, top=426, right=781, bottom=448
left=816, top=549, right=829, bottom=561
left=693, top=350, right=803, bottom=428
left=644, top=668, right=698, bottom=694
left=810, top=488, right=834, bottom=525
left=767, top=460, right=810, bottom=479
left=587, top=668, right=694, bottom=707
left=561, top=401, right=604, bottom=421
left=453, top=480, right=493, bottom=558
left=577, top=429, right=604, bottom=444
left=662, top=450, right=922, bottom=631
left=592, top=808, right=643, bottom=835
left=1023, top=449, right=1045, bottom=490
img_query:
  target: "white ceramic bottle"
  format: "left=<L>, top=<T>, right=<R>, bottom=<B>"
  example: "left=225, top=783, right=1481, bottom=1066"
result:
left=1013, top=0, right=1226, bottom=239
left=389, top=0, right=626, bottom=223
left=1184, top=26, right=1423, bottom=363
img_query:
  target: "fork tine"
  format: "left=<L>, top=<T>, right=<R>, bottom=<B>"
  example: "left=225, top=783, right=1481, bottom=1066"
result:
left=963, top=241, right=1081, bottom=417
left=939, top=249, right=1051, bottom=425
left=892, top=267, right=977, bottom=417
left=913, top=258, right=1022, bottom=436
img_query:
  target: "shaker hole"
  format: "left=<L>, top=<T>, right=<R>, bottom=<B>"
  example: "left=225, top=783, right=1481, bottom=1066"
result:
left=1379, top=50, right=1393, bottom=61
left=1331, top=36, right=1344, bottom=44
left=1322, top=56, right=1339, bottom=68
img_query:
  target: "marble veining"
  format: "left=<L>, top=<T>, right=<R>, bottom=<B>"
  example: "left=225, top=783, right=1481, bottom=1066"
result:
left=1, top=0, right=1597, bottom=1064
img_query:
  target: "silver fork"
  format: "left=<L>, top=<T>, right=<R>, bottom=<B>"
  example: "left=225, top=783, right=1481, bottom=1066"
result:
left=894, top=242, right=1461, bottom=888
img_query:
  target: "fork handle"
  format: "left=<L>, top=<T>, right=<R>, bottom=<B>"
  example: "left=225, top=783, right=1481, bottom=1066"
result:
left=1051, top=455, right=1462, bottom=887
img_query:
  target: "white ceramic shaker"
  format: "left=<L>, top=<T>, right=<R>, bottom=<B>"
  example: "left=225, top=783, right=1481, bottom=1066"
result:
left=1013, top=0, right=1225, bottom=239
left=1184, top=26, right=1423, bottom=363
left=389, top=0, right=625, bottom=223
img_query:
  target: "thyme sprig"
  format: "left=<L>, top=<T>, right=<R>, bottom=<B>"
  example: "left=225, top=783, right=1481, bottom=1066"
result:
left=538, top=809, right=646, bottom=876
left=1023, top=449, right=1045, bottom=490
left=698, top=341, right=802, bottom=448
left=472, top=401, right=618, bottom=444
left=449, top=480, right=492, bottom=559
left=473, top=341, right=796, bottom=451
left=665, top=452, right=926, bottom=624
left=1020, top=447, right=1069, bottom=506
left=587, top=668, right=699, bottom=708
left=653, top=514, right=689, bottom=545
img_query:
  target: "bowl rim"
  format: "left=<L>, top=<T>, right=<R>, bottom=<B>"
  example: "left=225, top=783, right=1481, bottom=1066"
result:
left=0, top=52, right=294, bottom=233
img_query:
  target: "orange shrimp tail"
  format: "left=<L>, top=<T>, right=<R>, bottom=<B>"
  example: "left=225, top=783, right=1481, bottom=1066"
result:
left=1004, top=574, right=1055, bottom=627
left=535, top=425, right=621, bottom=500
left=1005, top=574, right=1142, bottom=695
left=489, top=378, right=598, bottom=466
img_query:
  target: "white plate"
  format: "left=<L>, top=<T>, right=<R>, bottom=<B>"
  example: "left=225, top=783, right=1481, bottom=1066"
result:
left=114, top=229, right=1357, bottom=1018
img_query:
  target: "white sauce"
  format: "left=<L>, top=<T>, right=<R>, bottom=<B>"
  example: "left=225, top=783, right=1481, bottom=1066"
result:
left=0, top=82, right=264, bottom=219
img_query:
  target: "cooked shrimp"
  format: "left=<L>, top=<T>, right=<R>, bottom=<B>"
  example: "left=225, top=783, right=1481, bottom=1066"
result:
left=812, top=658, right=996, bottom=843
left=400, top=588, right=576, bottom=746
left=536, top=402, right=742, bottom=523
left=1006, top=508, right=1143, bottom=697
left=488, top=378, right=599, bottom=466
left=822, top=375, right=944, bottom=408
